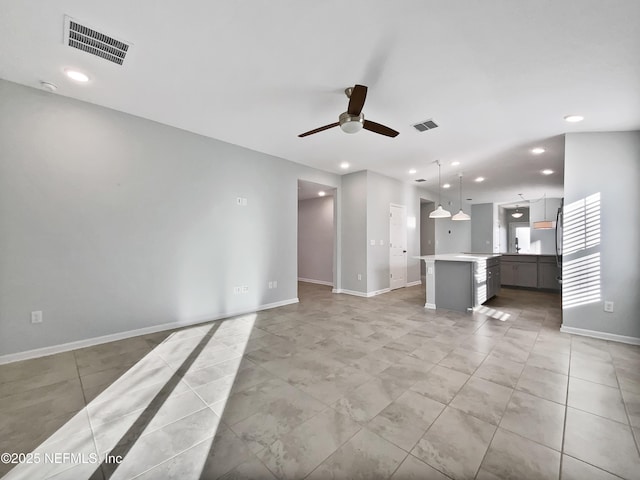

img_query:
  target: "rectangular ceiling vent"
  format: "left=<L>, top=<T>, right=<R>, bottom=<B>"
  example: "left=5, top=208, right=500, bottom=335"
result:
left=415, top=178, right=427, bottom=183
left=64, top=16, right=131, bottom=65
left=412, top=119, right=439, bottom=132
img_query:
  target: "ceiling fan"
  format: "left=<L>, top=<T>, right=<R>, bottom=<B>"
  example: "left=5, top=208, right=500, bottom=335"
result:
left=298, top=84, right=399, bottom=138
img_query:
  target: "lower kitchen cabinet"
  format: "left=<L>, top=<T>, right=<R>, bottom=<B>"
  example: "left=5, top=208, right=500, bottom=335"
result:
left=500, top=254, right=560, bottom=291
left=538, top=256, right=561, bottom=290
left=500, top=255, right=538, bottom=288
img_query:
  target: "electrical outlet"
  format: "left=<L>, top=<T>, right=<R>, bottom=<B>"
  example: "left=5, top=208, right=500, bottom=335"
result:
left=370, top=239, right=375, bottom=246
left=236, top=197, right=248, bottom=206
left=233, top=286, right=241, bottom=294
left=268, top=281, right=273, bottom=289
left=604, top=301, right=614, bottom=313
left=241, top=286, right=249, bottom=293
left=357, top=274, right=362, bottom=281
left=31, top=311, right=43, bottom=324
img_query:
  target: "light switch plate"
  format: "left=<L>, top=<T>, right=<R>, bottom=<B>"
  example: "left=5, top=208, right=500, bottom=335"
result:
left=31, top=311, right=43, bottom=323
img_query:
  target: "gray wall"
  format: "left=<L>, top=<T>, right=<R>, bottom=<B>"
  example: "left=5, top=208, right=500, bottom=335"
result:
left=0, top=80, right=339, bottom=356
left=366, top=171, right=422, bottom=293
left=420, top=202, right=435, bottom=276
left=563, top=131, right=640, bottom=340
left=471, top=203, right=495, bottom=253
left=340, top=171, right=368, bottom=293
left=298, top=196, right=334, bottom=284
left=434, top=215, right=472, bottom=255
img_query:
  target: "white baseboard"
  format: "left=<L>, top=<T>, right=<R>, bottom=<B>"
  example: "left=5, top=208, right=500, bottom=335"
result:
left=369, top=288, right=391, bottom=297
left=560, top=325, right=640, bottom=345
left=406, top=280, right=422, bottom=287
left=298, top=278, right=333, bottom=287
left=333, top=288, right=367, bottom=297
left=0, top=298, right=299, bottom=365
left=425, top=302, right=436, bottom=309
left=333, top=288, right=390, bottom=298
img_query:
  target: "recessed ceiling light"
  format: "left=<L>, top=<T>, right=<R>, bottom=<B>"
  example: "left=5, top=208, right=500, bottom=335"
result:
left=564, top=114, right=584, bottom=123
left=318, top=191, right=326, bottom=197
left=531, top=148, right=545, bottom=155
left=442, top=183, right=451, bottom=189
left=541, top=169, right=554, bottom=175
left=409, top=168, right=417, bottom=174
left=340, top=162, right=350, bottom=169
left=475, top=177, right=485, bottom=182
left=451, top=161, right=460, bottom=166
left=65, top=69, right=89, bottom=82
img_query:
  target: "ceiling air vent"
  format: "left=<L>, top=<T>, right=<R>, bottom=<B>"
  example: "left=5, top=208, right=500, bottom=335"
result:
left=415, top=178, right=427, bottom=183
left=412, top=119, right=439, bottom=132
left=64, top=16, right=131, bottom=65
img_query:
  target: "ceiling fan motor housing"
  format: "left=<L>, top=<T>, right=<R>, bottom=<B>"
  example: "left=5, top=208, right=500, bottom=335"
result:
left=339, top=112, right=364, bottom=134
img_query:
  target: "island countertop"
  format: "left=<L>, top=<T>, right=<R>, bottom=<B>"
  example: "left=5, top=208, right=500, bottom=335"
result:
left=415, top=253, right=501, bottom=262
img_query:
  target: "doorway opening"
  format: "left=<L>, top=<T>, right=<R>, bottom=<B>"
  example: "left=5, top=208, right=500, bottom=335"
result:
left=297, top=180, right=336, bottom=294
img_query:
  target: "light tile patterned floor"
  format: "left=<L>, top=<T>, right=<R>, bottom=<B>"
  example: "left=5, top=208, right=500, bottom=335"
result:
left=1, top=283, right=639, bottom=479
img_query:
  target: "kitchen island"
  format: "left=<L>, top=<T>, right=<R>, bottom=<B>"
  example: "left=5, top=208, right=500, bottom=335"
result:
left=416, top=254, right=501, bottom=312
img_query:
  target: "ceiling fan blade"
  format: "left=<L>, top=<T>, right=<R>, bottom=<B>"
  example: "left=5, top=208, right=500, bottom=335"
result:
left=363, top=120, right=399, bottom=137
left=298, top=122, right=340, bottom=137
left=347, top=84, right=368, bottom=115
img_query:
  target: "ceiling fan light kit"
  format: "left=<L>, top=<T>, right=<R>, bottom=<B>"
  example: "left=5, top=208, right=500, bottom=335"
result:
left=298, top=84, right=399, bottom=138
left=338, top=112, right=364, bottom=134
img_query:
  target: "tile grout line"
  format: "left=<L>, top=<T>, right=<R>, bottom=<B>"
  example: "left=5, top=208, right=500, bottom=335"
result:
left=608, top=341, right=640, bottom=458
left=558, top=334, right=575, bottom=479
left=472, top=319, right=544, bottom=480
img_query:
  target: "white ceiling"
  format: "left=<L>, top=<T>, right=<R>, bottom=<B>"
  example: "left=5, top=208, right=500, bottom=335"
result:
left=1, top=1, right=639, bottom=204
left=298, top=180, right=335, bottom=201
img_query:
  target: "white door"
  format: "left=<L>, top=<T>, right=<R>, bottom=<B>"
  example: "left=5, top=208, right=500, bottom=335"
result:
left=389, top=204, right=407, bottom=290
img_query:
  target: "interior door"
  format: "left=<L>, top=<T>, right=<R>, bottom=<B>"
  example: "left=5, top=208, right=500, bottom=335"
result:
left=389, top=204, right=407, bottom=290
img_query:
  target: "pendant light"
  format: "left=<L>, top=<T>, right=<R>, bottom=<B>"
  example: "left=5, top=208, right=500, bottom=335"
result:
left=452, top=174, right=470, bottom=221
left=533, top=194, right=556, bottom=229
left=429, top=161, right=451, bottom=218
left=511, top=205, right=524, bottom=219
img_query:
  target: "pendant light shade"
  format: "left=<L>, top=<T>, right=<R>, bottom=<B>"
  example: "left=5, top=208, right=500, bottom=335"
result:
left=511, top=205, right=524, bottom=219
left=451, top=174, right=470, bottom=221
left=431, top=205, right=452, bottom=218
left=533, top=194, right=556, bottom=229
left=429, top=161, right=451, bottom=219
left=452, top=209, right=471, bottom=221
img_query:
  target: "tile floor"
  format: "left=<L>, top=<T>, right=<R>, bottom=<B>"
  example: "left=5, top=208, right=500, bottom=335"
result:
left=1, top=283, right=639, bottom=479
